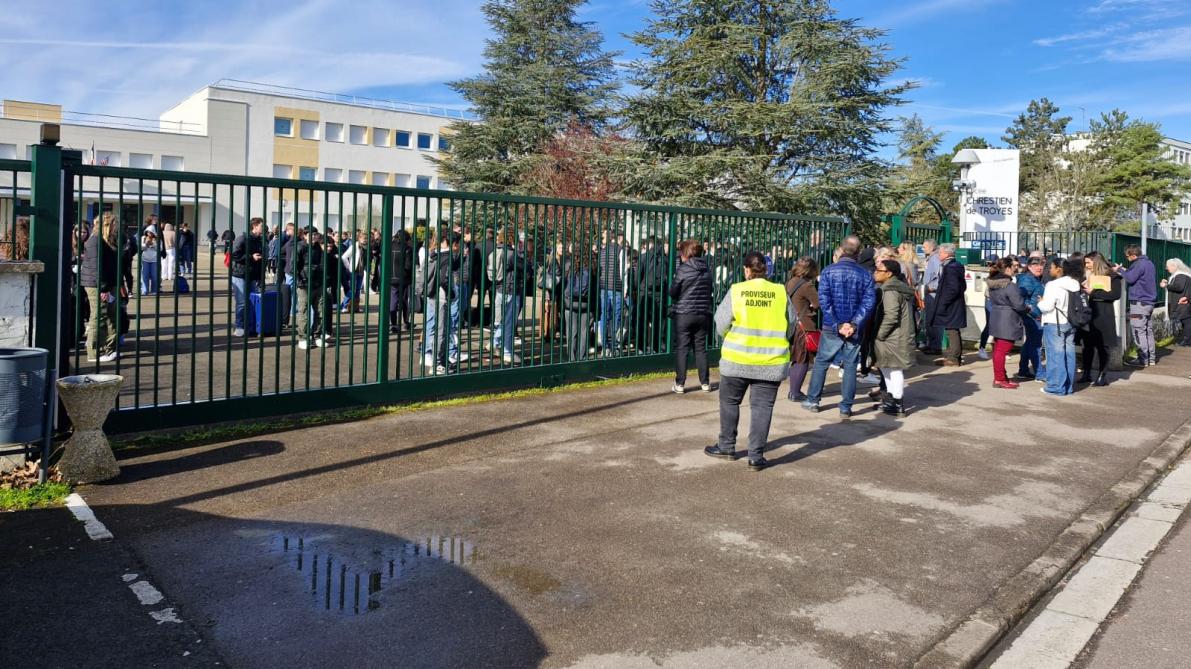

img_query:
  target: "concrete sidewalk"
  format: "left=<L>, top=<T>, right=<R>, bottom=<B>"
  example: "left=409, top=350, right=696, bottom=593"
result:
left=67, top=350, right=1191, bottom=668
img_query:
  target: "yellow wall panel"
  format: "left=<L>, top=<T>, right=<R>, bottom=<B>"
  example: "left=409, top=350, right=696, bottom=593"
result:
left=3, top=100, right=62, bottom=123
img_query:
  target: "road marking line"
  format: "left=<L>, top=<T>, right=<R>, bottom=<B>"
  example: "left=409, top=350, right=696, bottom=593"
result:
left=64, top=493, right=114, bottom=540
left=129, top=580, right=165, bottom=606
left=990, top=458, right=1191, bottom=668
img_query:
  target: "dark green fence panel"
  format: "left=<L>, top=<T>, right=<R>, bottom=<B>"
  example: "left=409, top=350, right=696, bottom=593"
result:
left=14, top=161, right=848, bottom=432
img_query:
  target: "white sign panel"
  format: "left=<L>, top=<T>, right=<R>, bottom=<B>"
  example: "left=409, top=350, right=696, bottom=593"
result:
left=961, top=148, right=1019, bottom=236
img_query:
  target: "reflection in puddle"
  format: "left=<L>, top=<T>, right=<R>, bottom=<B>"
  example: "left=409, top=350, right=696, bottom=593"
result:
left=274, top=535, right=476, bottom=615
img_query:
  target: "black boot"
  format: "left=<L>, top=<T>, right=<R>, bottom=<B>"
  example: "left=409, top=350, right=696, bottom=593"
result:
left=882, top=396, right=904, bottom=416
left=1078, top=370, right=1092, bottom=384
left=1093, top=371, right=1109, bottom=387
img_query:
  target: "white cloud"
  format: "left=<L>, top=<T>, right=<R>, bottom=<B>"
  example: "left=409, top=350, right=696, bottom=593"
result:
left=0, top=0, right=487, bottom=119
left=1033, top=24, right=1124, bottom=47
left=1101, top=26, right=1191, bottom=61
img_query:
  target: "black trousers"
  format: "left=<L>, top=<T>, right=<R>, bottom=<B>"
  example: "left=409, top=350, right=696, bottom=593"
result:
left=718, top=375, right=780, bottom=461
left=1081, top=327, right=1110, bottom=374
left=1181, top=317, right=1191, bottom=346
left=673, top=313, right=710, bottom=386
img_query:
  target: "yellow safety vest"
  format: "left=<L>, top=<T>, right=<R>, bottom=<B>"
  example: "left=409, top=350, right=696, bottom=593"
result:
left=721, top=278, right=790, bottom=367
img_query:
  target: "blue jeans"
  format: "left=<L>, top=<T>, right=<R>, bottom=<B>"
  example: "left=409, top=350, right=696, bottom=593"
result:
left=492, top=291, right=522, bottom=356
left=1018, top=317, right=1043, bottom=376
left=806, top=329, right=861, bottom=412
left=599, top=289, right=623, bottom=352
left=231, top=276, right=259, bottom=329
left=1043, top=323, right=1076, bottom=395
left=449, top=283, right=465, bottom=361
left=140, top=261, right=159, bottom=295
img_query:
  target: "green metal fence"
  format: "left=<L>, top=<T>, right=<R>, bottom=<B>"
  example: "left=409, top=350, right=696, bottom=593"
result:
left=0, top=159, right=30, bottom=260
left=15, top=146, right=848, bottom=433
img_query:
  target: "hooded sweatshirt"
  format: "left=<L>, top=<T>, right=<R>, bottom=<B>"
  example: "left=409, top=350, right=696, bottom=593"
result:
left=1038, top=275, right=1081, bottom=325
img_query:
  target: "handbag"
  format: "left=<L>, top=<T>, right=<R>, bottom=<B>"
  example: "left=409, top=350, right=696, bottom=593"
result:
left=791, top=279, right=820, bottom=353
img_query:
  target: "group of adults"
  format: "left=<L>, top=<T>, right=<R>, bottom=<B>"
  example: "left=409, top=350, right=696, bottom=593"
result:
left=682, top=235, right=1190, bottom=471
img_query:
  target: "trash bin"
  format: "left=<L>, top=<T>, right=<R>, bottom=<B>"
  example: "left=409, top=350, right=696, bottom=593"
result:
left=0, top=347, right=48, bottom=444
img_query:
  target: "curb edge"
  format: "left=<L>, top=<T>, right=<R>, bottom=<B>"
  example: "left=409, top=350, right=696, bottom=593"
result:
left=912, top=418, right=1191, bottom=669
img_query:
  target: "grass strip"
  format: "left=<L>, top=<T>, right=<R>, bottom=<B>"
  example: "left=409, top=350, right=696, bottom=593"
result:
left=112, top=370, right=676, bottom=452
left=0, top=482, right=72, bottom=511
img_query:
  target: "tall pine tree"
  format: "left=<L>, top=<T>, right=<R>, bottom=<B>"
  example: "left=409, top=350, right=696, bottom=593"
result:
left=1088, top=110, right=1191, bottom=229
left=621, top=0, right=910, bottom=232
left=435, top=0, right=618, bottom=194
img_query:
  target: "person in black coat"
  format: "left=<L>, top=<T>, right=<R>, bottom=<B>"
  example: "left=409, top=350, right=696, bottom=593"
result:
left=1161, top=258, right=1191, bottom=346
left=926, top=243, right=967, bottom=365
left=389, top=229, right=414, bottom=331
left=669, top=239, right=714, bottom=392
left=1081, top=253, right=1122, bottom=385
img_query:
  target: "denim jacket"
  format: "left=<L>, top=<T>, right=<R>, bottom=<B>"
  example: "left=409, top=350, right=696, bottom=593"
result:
left=1016, top=272, right=1045, bottom=319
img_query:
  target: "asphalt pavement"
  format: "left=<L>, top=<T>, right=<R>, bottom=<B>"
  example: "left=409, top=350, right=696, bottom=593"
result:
left=10, top=348, right=1191, bottom=668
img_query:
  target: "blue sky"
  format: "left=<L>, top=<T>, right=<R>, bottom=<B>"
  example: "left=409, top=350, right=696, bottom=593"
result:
left=1, top=0, right=1189, bottom=159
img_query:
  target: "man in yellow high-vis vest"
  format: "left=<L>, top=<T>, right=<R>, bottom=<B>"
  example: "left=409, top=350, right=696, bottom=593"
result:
left=704, top=251, right=797, bottom=471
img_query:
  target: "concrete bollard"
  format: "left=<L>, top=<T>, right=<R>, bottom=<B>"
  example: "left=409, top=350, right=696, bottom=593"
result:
left=56, top=374, right=123, bottom=484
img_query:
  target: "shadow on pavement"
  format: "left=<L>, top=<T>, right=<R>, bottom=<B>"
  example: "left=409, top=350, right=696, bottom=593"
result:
left=115, top=439, right=286, bottom=481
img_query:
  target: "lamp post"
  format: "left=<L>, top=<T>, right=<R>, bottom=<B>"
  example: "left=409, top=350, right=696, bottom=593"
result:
left=951, top=149, right=982, bottom=242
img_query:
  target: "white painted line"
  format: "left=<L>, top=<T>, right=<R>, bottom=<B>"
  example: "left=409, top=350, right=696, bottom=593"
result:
left=64, top=493, right=114, bottom=541
left=122, top=573, right=138, bottom=583
left=129, top=580, right=165, bottom=606
left=989, top=457, right=1191, bottom=668
left=149, top=607, right=183, bottom=624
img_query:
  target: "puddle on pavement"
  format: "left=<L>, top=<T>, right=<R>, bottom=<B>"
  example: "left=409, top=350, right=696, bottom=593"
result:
left=272, top=535, right=476, bottom=616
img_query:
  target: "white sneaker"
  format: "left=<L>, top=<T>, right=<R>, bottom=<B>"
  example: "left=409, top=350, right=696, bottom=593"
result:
left=315, top=338, right=326, bottom=348
left=672, top=383, right=685, bottom=394
left=99, top=352, right=118, bottom=363
left=298, top=340, right=310, bottom=350
left=701, top=384, right=712, bottom=393
left=502, top=353, right=522, bottom=364
left=423, top=355, right=435, bottom=367
left=457, top=352, right=470, bottom=362
left=857, top=373, right=880, bottom=385
left=977, top=348, right=990, bottom=360
left=321, top=334, right=335, bottom=343
left=233, top=328, right=245, bottom=337
left=435, top=364, right=447, bottom=375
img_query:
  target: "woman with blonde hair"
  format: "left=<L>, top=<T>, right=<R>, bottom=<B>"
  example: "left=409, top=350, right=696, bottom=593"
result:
left=80, top=213, right=124, bottom=362
left=1081, top=251, right=1121, bottom=386
left=1160, top=258, right=1191, bottom=346
left=897, top=241, right=919, bottom=287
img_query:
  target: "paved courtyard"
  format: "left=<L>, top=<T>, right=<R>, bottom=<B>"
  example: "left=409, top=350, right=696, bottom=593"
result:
left=65, top=350, right=1191, bottom=667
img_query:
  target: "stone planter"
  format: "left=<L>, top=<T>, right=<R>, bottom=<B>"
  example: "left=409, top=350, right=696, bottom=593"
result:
left=57, top=374, right=123, bottom=483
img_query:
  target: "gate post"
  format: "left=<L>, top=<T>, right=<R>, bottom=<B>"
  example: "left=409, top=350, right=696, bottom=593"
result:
left=665, top=210, right=678, bottom=354
left=376, top=194, right=393, bottom=382
left=28, top=132, right=64, bottom=368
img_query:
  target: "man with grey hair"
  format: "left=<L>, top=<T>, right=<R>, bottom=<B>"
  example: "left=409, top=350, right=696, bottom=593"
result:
left=926, top=242, right=966, bottom=365
left=920, top=239, right=942, bottom=354
left=802, top=235, right=877, bottom=418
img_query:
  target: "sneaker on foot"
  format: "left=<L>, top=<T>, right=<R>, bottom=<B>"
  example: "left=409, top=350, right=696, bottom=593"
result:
left=315, top=338, right=326, bottom=348
left=502, top=353, right=522, bottom=364
left=99, top=352, right=118, bottom=363
left=977, top=348, right=990, bottom=360
left=298, top=340, right=310, bottom=350
left=672, top=383, right=685, bottom=394
left=423, top=355, right=435, bottom=367
left=701, top=383, right=712, bottom=393
left=435, top=364, right=447, bottom=375
left=233, top=327, right=245, bottom=337
left=800, top=400, right=820, bottom=413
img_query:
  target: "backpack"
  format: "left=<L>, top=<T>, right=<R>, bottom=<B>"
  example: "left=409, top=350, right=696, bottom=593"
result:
left=175, top=275, right=190, bottom=294
left=1065, top=289, right=1093, bottom=330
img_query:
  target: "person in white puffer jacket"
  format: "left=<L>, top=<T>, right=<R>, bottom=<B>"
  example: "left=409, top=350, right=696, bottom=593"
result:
left=1037, top=257, right=1084, bottom=396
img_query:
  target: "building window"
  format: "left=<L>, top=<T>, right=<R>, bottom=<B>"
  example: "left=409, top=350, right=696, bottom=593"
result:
left=395, top=131, right=411, bottom=148
left=349, top=125, right=367, bottom=145
left=300, top=120, right=319, bottom=140
left=0, top=143, right=15, bottom=160
left=372, top=128, right=390, bottom=147
left=371, top=172, right=389, bottom=186
left=299, top=166, right=317, bottom=181
left=161, top=155, right=184, bottom=171
left=438, top=136, right=451, bottom=152
left=326, top=122, right=344, bottom=143
left=416, top=175, right=432, bottom=190
left=273, top=164, right=293, bottom=179
left=417, top=133, right=433, bottom=150
left=394, top=173, right=411, bottom=188
left=324, top=168, right=343, bottom=182
left=129, top=153, right=153, bottom=169
left=95, top=150, right=122, bottom=167
left=439, top=180, right=453, bottom=191
left=274, top=117, right=294, bottom=137
left=348, top=170, right=366, bottom=185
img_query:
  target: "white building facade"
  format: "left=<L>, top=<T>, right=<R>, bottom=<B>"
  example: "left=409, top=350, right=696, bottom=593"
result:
left=0, top=80, right=468, bottom=241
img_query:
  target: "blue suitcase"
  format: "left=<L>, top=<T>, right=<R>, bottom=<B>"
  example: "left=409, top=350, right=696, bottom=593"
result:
left=247, top=290, right=280, bottom=336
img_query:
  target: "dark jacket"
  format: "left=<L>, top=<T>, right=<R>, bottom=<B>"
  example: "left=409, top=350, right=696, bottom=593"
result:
left=562, top=261, right=598, bottom=311
left=1121, top=255, right=1156, bottom=304
left=784, top=277, right=819, bottom=333
left=928, top=259, right=967, bottom=329
left=1089, top=274, right=1122, bottom=345
left=281, top=235, right=298, bottom=275
left=1167, top=273, right=1191, bottom=321
left=597, top=243, right=624, bottom=292
left=231, top=232, right=264, bottom=279
left=669, top=256, right=713, bottom=316
left=293, top=241, right=324, bottom=289
left=389, top=239, right=413, bottom=285
left=818, top=257, right=877, bottom=332
left=637, top=247, right=670, bottom=296
left=987, top=276, right=1030, bottom=341
left=873, top=277, right=916, bottom=370
left=80, top=234, right=120, bottom=292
